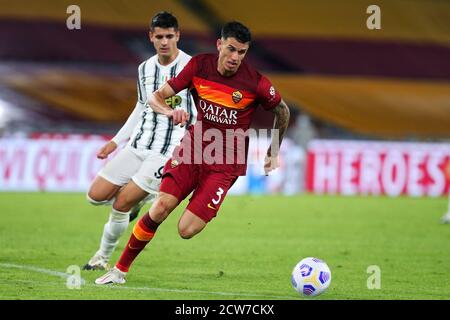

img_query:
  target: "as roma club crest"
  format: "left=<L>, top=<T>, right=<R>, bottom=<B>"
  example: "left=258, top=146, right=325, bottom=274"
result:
left=232, top=90, right=243, bottom=104
left=170, top=159, right=179, bottom=168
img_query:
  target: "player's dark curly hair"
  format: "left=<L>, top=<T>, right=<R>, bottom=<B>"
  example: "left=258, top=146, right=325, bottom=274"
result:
left=150, top=11, right=178, bottom=31
left=221, top=21, right=252, bottom=44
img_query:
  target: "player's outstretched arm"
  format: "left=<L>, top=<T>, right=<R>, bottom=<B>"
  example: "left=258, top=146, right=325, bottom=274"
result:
left=148, top=83, right=189, bottom=126
left=264, top=99, right=290, bottom=175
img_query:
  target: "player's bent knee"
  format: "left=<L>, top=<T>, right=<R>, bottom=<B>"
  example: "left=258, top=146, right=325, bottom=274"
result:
left=156, top=194, right=178, bottom=213
left=112, top=196, right=134, bottom=212
left=177, top=210, right=206, bottom=239
left=178, top=222, right=204, bottom=240
left=112, top=201, right=131, bottom=213
left=178, top=227, right=196, bottom=239
left=152, top=199, right=172, bottom=218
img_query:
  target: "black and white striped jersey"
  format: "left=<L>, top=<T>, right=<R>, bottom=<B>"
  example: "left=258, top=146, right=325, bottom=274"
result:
left=112, top=49, right=195, bottom=156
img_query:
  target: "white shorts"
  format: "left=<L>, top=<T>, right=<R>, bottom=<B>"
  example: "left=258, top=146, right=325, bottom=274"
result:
left=97, top=146, right=169, bottom=194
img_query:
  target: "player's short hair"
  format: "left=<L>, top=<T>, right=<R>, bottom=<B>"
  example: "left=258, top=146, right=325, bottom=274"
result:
left=221, top=21, right=252, bottom=44
left=150, top=11, right=179, bottom=31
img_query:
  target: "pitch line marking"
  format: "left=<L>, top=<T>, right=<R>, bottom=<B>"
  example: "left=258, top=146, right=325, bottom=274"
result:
left=0, top=263, right=297, bottom=299
left=0, top=263, right=85, bottom=281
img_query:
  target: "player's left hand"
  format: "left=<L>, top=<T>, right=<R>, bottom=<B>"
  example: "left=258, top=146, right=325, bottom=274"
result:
left=264, top=153, right=279, bottom=176
left=170, top=108, right=190, bottom=127
left=96, top=141, right=118, bottom=160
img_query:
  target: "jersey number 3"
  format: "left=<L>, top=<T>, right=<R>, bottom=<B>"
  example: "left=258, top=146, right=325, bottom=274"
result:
left=212, top=187, right=224, bottom=205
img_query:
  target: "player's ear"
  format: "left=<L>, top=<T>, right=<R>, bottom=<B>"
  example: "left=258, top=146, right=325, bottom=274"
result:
left=148, top=31, right=154, bottom=43
left=216, top=39, right=222, bottom=52
left=175, top=30, right=180, bottom=42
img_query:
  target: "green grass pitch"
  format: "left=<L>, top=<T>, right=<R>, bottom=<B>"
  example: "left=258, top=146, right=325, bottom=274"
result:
left=0, top=192, right=449, bottom=300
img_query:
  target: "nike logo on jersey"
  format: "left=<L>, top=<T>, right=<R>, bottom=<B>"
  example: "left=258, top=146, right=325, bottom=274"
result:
left=207, top=203, right=217, bottom=210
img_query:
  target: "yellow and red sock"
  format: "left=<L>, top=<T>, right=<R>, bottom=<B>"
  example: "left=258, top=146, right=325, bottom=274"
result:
left=116, top=213, right=159, bottom=272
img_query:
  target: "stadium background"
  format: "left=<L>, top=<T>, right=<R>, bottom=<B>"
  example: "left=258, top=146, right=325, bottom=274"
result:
left=1, top=0, right=450, bottom=300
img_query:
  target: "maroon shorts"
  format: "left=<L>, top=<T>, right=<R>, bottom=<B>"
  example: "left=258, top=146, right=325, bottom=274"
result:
left=159, top=159, right=238, bottom=223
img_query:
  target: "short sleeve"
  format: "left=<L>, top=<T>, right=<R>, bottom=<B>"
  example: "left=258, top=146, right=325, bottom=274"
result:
left=167, top=55, right=198, bottom=94
left=256, top=75, right=282, bottom=110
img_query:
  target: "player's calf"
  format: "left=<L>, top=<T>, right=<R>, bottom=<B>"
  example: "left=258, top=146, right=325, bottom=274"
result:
left=112, top=181, right=149, bottom=216
left=113, top=195, right=137, bottom=212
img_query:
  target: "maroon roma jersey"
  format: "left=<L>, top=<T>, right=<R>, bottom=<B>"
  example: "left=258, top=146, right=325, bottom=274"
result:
left=167, top=53, right=281, bottom=175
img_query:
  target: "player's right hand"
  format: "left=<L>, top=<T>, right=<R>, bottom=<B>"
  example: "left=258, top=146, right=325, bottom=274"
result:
left=97, top=141, right=118, bottom=159
left=264, top=153, right=280, bottom=176
left=170, top=109, right=190, bottom=127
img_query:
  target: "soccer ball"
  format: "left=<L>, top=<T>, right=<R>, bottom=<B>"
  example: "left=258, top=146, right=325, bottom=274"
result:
left=291, top=257, right=331, bottom=297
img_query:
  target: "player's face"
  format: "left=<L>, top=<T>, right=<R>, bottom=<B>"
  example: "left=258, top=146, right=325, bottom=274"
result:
left=149, top=27, right=180, bottom=60
left=217, top=37, right=249, bottom=76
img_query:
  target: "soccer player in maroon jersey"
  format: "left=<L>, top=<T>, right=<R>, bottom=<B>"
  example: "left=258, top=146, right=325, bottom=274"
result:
left=95, top=21, right=290, bottom=285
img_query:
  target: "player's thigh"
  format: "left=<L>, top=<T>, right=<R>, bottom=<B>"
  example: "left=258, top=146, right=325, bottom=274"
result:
left=187, top=171, right=238, bottom=223
left=159, top=159, right=199, bottom=203
left=132, top=152, right=169, bottom=195
left=178, top=209, right=206, bottom=239
left=113, top=180, right=149, bottom=212
left=96, top=147, right=143, bottom=189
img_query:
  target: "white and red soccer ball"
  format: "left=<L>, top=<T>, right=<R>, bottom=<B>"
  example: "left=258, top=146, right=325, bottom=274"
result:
left=291, top=257, right=331, bottom=297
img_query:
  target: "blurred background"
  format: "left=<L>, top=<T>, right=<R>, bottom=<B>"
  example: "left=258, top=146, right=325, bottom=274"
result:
left=1, top=0, right=449, bottom=197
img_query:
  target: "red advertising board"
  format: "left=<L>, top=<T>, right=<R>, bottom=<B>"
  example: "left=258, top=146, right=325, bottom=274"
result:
left=306, top=140, right=450, bottom=197
left=0, top=135, right=111, bottom=191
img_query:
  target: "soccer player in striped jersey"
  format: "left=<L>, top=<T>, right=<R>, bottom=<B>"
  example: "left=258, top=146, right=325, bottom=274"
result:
left=95, top=21, right=290, bottom=285
left=83, top=12, right=195, bottom=270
